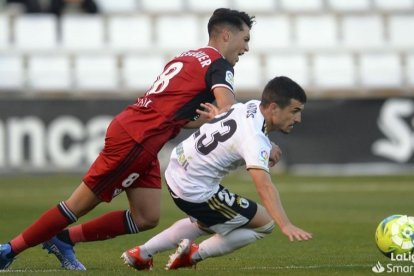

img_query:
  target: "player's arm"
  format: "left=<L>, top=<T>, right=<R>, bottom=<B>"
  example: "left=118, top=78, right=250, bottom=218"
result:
left=184, top=103, right=218, bottom=128
left=269, top=142, right=282, bottom=167
left=207, top=58, right=237, bottom=114
left=185, top=87, right=236, bottom=128
left=248, top=168, right=312, bottom=241
left=185, top=57, right=236, bottom=128
left=212, top=86, right=236, bottom=112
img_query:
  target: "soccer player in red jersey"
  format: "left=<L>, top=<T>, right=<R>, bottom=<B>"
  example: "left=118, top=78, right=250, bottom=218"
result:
left=0, top=8, right=255, bottom=270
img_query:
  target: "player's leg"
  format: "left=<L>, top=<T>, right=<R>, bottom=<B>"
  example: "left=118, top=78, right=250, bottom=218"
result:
left=0, top=181, right=100, bottom=270
left=125, top=159, right=163, bottom=231
left=53, top=119, right=154, bottom=245
left=44, top=192, right=145, bottom=271
left=58, top=158, right=162, bottom=247
left=120, top=162, right=170, bottom=270
left=43, top=140, right=160, bottom=271
left=121, top=217, right=209, bottom=270
left=54, top=191, right=157, bottom=250
left=121, top=188, right=161, bottom=270
left=2, top=118, right=125, bottom=269
left=121, top=182, right=212, bottom=270
left=42, top=119, right=153, bottom=270
left=195, top=205, right=274, bottom=260
left=139, top=218, right=208, bottom=256
left=165, top=185, right=275, bottom=270
left=55, top=187, right=158, bottom=247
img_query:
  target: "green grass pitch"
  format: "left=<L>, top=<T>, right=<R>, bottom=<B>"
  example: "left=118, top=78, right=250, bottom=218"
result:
left=0, top=173, right=413, bottom=275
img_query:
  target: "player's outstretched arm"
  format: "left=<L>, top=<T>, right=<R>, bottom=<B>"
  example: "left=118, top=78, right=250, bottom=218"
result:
left=249, top=168, right=312, bottom=242
left=280, top=223, right=313, bottom=242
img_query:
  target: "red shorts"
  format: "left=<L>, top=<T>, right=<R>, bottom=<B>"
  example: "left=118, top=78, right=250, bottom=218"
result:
left=83, top=119, right=161, bottom=202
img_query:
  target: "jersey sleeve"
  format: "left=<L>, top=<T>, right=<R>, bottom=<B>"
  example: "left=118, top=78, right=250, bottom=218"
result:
left=241, top=133, right=272, bottom=172
left=206, top=58, right=235, bottom=94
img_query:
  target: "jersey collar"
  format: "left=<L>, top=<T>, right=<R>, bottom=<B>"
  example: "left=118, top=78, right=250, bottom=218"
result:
left=261, top=120, right=268, bottom=136
left=257, top=104, right=268, bottom=136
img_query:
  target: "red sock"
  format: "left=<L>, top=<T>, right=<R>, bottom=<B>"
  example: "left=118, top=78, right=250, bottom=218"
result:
left=10, top=202, right=76, bottom=254
left=69, top=210, right=138, bottom=243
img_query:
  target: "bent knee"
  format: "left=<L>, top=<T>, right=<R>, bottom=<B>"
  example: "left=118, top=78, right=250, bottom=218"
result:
left=253, top=221, right=275, bottom=238
left=130, top=213, right=159, bottom=231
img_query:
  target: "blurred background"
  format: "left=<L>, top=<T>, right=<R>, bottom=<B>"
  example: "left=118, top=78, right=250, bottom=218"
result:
left=0, top=0, right=413, bottom=175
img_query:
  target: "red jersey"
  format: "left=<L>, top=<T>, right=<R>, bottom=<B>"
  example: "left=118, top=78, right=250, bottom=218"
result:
left=116, top=46, right=235, bottom=155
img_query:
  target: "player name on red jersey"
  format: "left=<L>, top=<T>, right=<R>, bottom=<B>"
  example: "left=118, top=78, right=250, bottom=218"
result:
left=178, top=50, right=211, bottom=68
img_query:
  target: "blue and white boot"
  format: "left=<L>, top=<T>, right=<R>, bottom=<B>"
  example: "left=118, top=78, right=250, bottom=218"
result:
left=0, top=243, right=15, bottom=270
left=42, top=236, right=86, bottom=270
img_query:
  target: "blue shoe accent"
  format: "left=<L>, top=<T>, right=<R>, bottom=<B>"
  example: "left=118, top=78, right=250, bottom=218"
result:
left=42, top=237, right=86, bottom=271
left=0, top=244, right=15, bottom=270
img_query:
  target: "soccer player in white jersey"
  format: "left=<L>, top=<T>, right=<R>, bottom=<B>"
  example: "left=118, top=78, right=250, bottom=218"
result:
left=121, top=76, right=312, bottom=270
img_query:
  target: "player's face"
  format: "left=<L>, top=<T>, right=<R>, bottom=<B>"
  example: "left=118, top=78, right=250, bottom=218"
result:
left=269, top=99, right=304, bottom=134
left=225, top=23, right=250, bottom=66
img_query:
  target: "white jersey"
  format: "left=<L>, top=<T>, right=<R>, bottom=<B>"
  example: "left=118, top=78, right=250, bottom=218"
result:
left=165, top=100, right=272, bottom=203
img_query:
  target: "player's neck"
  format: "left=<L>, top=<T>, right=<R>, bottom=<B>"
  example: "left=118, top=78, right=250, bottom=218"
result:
left=207, top=41, right=225, bottom=58
left=259, top=105, right=269, bottom=135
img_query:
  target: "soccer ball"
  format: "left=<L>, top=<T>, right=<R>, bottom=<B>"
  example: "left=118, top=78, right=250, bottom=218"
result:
left=375, top=214, right=414, bottom=258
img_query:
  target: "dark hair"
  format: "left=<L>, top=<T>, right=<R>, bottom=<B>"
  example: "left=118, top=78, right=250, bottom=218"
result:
left=261, top=76, right=307, bottom=108
left=208, top=8, right=255, bottom=37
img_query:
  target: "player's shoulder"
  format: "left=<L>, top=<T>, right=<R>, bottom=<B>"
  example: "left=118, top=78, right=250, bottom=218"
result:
left=242, top=100, right=261, bottom=115
left=225, top=101, right=261, bottom=130
left=200, top=47, right=232, bottom=66
left=172, top=46, right=230, bottom=71
left=230, top=100, right=260, bottom=114
left=241, top=100, right=266, bottom=132
left=177, top=46, right=222, bottom=60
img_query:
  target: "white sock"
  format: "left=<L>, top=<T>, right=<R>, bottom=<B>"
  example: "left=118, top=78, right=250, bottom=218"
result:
left=141, top=218, right=207, bottom=257
left=197, top=228, right=262, bottom=260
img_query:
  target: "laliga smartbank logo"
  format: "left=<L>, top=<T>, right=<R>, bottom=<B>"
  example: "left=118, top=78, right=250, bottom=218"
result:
left=372, top=252, right=414, bottom=273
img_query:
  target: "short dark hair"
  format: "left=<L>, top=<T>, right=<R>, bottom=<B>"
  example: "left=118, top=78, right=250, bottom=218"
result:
left=260, top=76, right=307, bottom=108
left=208, top=8, right=255, bottom=37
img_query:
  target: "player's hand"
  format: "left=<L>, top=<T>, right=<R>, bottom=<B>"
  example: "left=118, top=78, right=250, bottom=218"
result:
left=196, top=103, right=220, bottom=121
left=269, top=142, right=282, bottom=167
left=281, top=224, right=313, bottom=242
